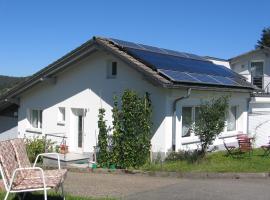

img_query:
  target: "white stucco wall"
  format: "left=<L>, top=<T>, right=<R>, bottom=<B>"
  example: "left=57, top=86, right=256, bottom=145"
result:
left=18, top=51, right=169, bottom=154
left=170, top=90, right=249, bottom=151
left=17, top=50, right=250, bottom=156
left=230, top=50, right=270, bottom=89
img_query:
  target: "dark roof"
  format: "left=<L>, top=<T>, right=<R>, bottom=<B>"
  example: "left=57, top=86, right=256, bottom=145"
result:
left=0, top=36, right=255, bottom=107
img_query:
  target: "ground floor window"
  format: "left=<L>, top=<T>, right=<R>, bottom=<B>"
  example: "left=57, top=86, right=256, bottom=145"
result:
left=29, top=109, right=43, bottom=129
left=182, top=106, right=200, bottom=137
left=227, top=106, right=237, bottom=131
left=182, top=105, right=238, bottom=137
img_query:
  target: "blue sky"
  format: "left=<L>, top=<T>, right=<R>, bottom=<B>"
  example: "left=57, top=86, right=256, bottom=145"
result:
left=0, top=0, right=269, bottom=77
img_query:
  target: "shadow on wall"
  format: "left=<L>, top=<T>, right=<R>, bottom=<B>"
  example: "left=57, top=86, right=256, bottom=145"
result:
left=0, top=116, right=18, bottom=140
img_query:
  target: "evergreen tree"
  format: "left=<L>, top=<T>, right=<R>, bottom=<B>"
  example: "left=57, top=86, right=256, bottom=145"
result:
left=256, top=27, right=270, bottom=49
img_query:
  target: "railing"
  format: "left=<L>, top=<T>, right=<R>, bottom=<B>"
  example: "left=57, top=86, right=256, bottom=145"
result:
left=44, top=133, right=68, bottom=160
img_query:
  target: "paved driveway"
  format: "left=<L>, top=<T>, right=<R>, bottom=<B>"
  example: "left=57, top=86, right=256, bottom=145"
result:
left=65, top=172, right=270, bottom=200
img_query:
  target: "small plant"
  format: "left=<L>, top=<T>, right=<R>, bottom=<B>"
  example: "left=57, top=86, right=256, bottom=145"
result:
left=25, top=136, right=55, bottom=163
left=165, top=150, right=201, bottom=163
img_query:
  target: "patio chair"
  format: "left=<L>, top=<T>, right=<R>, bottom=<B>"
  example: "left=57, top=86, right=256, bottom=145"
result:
left=223, top=139, right=236, bottom=157
left=0, top=139, right=67, bottom=200
left=236, top=134, right=253, bottom=155
left=261, top=136, right=270, bottom=156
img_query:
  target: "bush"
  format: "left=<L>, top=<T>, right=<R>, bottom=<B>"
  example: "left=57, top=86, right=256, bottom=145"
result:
left=97, top=108, right=111, bottom=167
left=25, top=137, right=55, bottom=163
left=194, top=96, right=229, bottom=156
left=112, top=90, right=152, bottom=169
left=165, top=150, right=201, bottom=163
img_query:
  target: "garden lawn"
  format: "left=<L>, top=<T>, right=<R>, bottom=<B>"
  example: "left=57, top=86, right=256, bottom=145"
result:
left=0, top=192, right=116, bottom=200
left=142, top=148, right=270, bottom=173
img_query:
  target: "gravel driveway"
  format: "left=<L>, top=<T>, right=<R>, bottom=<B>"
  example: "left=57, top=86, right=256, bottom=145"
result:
left=65, top=172, right=270, bottom=200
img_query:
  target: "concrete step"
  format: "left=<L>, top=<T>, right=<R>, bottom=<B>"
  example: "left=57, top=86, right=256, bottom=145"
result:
left=43, top=152, right=92, bottom=167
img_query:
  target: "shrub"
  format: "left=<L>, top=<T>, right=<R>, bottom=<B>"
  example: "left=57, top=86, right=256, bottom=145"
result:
left=165, top=150, right=201, bottom=163
left=25, top=137, right=55, bottom=163
left=97, top=108, right=111, bottom=167
left=194, top=96, right=229, bottom=157
left=112, top=90, right=152, bottom=168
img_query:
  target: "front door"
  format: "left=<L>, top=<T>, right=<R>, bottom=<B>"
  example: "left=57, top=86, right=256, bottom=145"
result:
left=77, top=115, right=83, bottom=150
left=71, top=108, right=85, bottom=153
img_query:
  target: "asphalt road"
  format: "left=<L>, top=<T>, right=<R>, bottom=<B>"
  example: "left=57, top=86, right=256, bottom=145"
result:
left=65, top=172, right=270, bottom=200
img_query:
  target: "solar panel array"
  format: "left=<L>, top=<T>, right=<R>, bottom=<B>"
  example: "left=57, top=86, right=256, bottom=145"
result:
left=109, top=38, right=253, bottom=88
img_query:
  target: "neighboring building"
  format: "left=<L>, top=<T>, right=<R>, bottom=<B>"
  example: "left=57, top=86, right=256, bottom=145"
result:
left=0, top=37, right=254, bottom=158
left=229, top=47, right=270, bottom=147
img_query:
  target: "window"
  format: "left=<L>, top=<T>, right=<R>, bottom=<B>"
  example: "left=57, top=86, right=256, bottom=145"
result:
left=251, top=61, right=264, bottom=89
left=29, top=109, right=42, bottom=129
left=227, top=106, right=237, bottom=131
left=182, top=106, right=201, bottom=137
left=58, top=107, right=65, bottom=123
left=182, top=105, right=238, bottom=138
left=182, top=107, right=192, bottom=137
left=107, top=61, right=117, bottom=78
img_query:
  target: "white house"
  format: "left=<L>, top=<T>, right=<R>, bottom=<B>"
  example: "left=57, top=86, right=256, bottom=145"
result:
left=229, top=47, right=270, bottom=147
left=0, top=37, right=254, bottom=159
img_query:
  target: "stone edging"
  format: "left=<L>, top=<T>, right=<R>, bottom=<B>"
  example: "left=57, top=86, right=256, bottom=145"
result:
left=65, top=167, right=270, bottom=179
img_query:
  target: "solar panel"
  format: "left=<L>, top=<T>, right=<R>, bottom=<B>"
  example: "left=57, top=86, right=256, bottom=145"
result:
left=110, top=38, right=208, bottom=61
left=109, top=38, right=144, bottom=50
left=126, top=48, right=236, bottom=77
left=159, top=70, right=198, bottom=82
left=190, top=73, right=220, bottom=84
left=108, top=38, right=253, bottom=89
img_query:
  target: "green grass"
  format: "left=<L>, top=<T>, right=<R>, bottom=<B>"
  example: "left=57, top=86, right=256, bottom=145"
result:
left=0, top=192, right=115, bottom=200
left=142, top=148, right=270, bottom=173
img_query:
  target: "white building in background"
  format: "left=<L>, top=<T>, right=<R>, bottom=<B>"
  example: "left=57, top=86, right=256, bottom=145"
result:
left=0, top=37, right=254, bottom=158
left=204, top=56, right=231, bottom=69
left=229, top=47, right=270, bottom=147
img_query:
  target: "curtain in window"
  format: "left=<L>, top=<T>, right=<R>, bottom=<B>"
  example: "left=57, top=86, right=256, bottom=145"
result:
left=227, top=106, right=237, bottom=131
left=182, top=107, right=192, bottom=137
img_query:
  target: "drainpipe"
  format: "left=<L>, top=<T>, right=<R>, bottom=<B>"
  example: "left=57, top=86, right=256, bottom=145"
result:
left=172, top=88, right=191, bottom=151
left=247, top=96, right=252, bottom=134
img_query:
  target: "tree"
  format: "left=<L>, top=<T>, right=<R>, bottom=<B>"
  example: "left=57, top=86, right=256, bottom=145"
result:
left=112, top=90, right=152, bottom=168
left=97, top=108, right=110, bottom=167
left=256, top=27, right=270, bottom=49
left=194, top=96, right=229, bottom=156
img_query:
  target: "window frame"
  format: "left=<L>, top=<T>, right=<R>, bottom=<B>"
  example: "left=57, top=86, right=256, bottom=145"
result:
left=181, top=106, right=200, bottom=138
left=28, top=109, right=43, bottom=130
left=250, top=60, right=264, bottom=89
left=107, top=60, right=118, bottom=79
left=181, top=105, right=239, bottom=140
left=57, top=107, right=66, bottom=125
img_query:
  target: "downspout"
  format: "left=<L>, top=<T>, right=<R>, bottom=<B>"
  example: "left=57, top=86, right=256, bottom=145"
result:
left=172, top=88, right=191, bottom=151
left=247, top=96, right=252, bottom=134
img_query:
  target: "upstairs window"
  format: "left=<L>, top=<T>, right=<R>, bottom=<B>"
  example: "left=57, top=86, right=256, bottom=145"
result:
left=58, top=107, right=65, bottom=124
left=251, top=61, right=264, bottom=89
left=29, top=109, right=43, bottom=129
left=107, top=61, right=117, bottom=78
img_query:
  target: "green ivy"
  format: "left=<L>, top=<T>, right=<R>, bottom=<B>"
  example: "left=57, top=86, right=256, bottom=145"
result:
left=112, top=90, right=152, bottom=168
left=97, top=108, right=110, bottom=167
